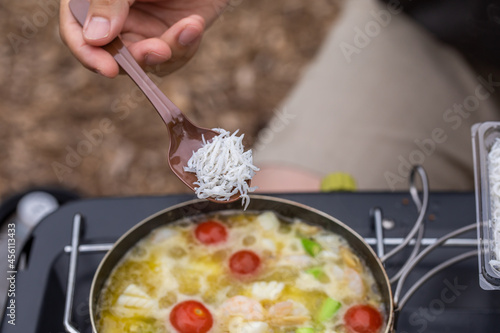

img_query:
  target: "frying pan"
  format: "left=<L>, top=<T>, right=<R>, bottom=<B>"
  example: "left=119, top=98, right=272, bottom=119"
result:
left=85, top=195, right=395, bottom=332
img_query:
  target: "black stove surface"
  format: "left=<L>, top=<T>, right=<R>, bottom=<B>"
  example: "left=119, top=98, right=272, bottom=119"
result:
left=1, top=192, right=499, bottom=333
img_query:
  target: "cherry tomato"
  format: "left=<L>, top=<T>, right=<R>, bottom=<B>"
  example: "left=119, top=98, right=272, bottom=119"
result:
left=229, top=250, right=261, bottom=275
left=169, top=300, right=213, bottom=333
left=194, top=221, right=227, bottom=245
left=344, top=304, right=383, bottom=333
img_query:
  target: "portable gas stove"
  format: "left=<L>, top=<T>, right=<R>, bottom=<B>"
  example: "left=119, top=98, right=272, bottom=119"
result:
left=0, top=188, right=499, bottom=332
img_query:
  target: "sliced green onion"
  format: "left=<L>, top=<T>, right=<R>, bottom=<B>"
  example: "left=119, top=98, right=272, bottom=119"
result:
left=301, top=238, right=322, bottom=257
left=305, top=267, right=330, bottom=283
left=305, top=267, right=323, bottom=279
left=315, top=297, right=341, bottom=322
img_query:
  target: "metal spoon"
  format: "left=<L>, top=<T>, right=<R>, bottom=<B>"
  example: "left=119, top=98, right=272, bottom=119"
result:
left=68, top=0, right=246, bottom=203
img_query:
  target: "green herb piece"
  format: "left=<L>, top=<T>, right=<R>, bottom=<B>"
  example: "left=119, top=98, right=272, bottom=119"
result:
left=305, top=267, right=323, bottom=279
left=315, top=297, right=341, bottom=322
left=301, top=238, right=322, bottom=257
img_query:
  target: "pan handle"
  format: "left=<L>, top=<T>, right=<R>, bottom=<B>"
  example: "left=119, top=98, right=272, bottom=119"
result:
left=380, top=166, right=429, bottom=264
left=395, top=249, right=478, bottom=312
left=393, top=222, right=479, bottom=311
left=374, top=166, right=428, bottom=284
left=64, top=214, right=83, bottom=333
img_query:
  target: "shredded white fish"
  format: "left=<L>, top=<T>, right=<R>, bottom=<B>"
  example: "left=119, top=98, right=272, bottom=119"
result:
left=488, top=138, right=500, bottom=271
left=184, top=128, right=259, bottom=209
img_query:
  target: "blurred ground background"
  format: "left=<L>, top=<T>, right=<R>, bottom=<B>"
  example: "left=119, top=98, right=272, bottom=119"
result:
left=0, top=0, right=342, bottom=200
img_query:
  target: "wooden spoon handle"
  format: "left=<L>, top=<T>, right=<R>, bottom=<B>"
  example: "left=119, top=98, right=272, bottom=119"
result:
left=69, top=0, right=182, bottom=125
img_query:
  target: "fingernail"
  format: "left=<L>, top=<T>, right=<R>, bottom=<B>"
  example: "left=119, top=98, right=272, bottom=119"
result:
left=145, top=52, right=169, bottom=65
left=84, top=16, right=110, bottom=40
left=178, top=25, right=201, bottom=46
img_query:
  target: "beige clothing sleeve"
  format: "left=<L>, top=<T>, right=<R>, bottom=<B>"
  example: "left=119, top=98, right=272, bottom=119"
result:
left=253, top=0, right=500, bottom=191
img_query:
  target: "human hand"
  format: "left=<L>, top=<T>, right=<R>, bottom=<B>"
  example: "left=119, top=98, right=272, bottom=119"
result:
left=60, top=0, right=229, bottom=77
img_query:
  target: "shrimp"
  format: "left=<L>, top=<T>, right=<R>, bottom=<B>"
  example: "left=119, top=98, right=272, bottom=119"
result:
left=220, top=296, right=265, bottom=321
left=268, top=300, right=310, bottom=326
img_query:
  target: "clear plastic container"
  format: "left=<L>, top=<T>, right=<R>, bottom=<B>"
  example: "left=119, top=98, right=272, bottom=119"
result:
left=472, top=122, right=500, bottom=290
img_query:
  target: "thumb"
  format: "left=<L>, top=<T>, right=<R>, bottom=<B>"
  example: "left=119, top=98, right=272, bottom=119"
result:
left=83, top=0, right=134, bottom=46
